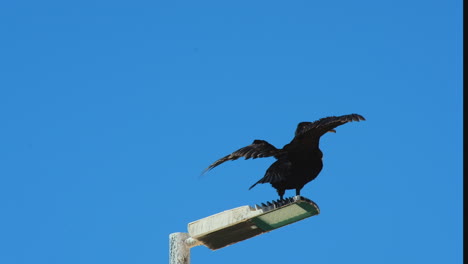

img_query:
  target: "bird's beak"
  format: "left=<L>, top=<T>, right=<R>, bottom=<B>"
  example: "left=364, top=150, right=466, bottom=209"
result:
left=327, top=129, right=336, bottom=133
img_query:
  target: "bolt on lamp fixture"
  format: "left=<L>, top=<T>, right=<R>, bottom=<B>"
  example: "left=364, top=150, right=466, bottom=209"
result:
left=169, top=196, right=320, bottom=264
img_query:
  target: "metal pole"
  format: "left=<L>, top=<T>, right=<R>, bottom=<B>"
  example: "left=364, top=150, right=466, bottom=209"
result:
left=169, top=232, right=201, bottom=264
left=169, top=233, right=190, bottom=264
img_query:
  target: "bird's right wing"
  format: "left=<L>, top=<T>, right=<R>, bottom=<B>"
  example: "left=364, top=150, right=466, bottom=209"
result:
left=294, top=113, right=366, bottom=138
left=202, top=139, right=284, bottom=174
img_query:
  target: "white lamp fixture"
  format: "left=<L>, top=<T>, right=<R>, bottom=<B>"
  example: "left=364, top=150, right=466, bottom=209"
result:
left=170, top=196, right=319, bottom=264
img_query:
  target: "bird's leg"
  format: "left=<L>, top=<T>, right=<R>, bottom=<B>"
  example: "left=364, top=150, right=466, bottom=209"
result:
left=277, top=189, right=285, bottom=200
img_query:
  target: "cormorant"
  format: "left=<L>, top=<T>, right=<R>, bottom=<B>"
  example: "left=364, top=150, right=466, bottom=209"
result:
left=203, top=114, right=365, bottom=199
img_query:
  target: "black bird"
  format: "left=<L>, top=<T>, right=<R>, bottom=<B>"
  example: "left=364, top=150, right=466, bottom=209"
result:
left=203, top=114, right=365, bottom=199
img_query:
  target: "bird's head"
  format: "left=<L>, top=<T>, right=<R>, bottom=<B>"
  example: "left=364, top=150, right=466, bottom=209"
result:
left=295, top=122, right=336, bottom=137
left=295, top=122, right=311, bottom=137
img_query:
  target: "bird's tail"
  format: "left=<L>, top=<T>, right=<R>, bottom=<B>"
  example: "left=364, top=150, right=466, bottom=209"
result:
left=248, top=173, right=283, bottom=190
left=248, top=181, right=261, bottom=190
left=249, top=159, right=290, bottom=190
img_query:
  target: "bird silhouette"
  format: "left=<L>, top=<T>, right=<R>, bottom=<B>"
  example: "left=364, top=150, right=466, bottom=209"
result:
left=203, top=114, right=365, bottom=199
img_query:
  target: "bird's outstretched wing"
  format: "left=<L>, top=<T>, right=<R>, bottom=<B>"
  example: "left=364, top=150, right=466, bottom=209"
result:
left=202, top=139, right=284, bottom=174
left=294, top=113, right=366, bottom=138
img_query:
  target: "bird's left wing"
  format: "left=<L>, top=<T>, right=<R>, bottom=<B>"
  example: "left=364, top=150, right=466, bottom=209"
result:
left=202, top=139, right=284, bottom=174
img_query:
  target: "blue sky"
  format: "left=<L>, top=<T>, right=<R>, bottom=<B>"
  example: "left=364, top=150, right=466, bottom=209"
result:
left=0, top=1, right=462, bottom=263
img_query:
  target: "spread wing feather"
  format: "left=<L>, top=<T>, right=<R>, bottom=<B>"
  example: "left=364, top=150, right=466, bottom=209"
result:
left=294, top=113, right=365, bottom=138
left=202, top=139, right=283, bottom=174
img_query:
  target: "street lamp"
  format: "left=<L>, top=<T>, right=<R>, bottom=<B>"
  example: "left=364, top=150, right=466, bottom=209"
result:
left=169, top=196, right=319, bottom=264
